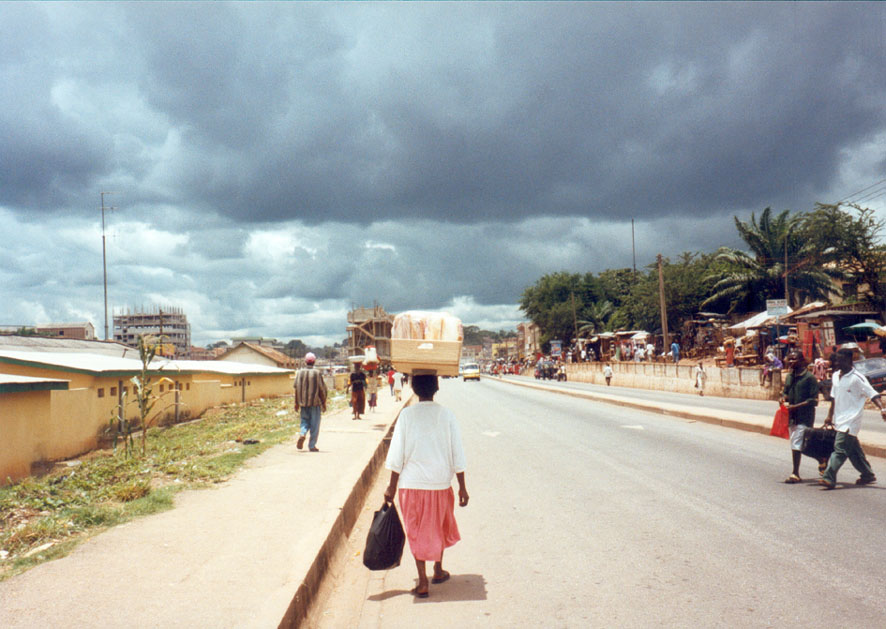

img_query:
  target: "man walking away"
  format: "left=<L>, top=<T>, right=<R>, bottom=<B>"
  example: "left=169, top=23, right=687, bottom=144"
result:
left=671, top=339, right=680, bottom=363
left=780, top=352, right=819, bottom=483
left=819, top=348, right=886, bottom=488
left=603, top=363, right=613, bottom=386
left=295, top=352, right=327, bottom=452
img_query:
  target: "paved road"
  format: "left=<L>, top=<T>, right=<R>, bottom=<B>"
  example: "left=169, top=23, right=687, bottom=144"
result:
left=508, top=373, right=886, bottom=437
left=314, top=377, right=886, bottom=628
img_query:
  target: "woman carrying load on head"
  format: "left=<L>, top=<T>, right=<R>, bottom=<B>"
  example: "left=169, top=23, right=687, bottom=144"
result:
left=383, top=374, right=469, bottom=599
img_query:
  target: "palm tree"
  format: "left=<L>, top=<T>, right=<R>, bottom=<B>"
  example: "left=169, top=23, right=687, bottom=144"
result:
left=703, top=208, right=836, bottom=313
left=577, top=300, right=615, bottom=336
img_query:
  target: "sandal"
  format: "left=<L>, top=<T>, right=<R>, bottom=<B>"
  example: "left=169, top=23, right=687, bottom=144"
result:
left=411, top=586, right=429, bottom=599
left=784, top=474, right=801, bottom=484
left=431, top=570, right=450, bottom=584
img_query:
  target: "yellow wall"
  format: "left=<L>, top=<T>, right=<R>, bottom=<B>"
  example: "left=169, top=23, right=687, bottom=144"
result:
left=0, top=362, right=295, bottom=485
left=0, top=390, right=53, bottom=483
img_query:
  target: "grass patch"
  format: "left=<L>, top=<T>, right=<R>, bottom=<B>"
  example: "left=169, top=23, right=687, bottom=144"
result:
left=0, top=395, right=346, bottom=581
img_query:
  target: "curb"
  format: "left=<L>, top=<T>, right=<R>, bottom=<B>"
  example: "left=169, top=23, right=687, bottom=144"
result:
left=278, top=394, right=413, bottom=628
left=489, top=376, right=886, bottom=460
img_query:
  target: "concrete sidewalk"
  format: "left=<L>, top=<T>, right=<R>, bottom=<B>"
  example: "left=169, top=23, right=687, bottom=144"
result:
left=493, top=375, right=886, bottom=459
left=0, top=386, right=412, bottom=629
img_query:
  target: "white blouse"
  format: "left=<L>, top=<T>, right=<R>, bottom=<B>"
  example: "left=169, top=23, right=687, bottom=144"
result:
left=385, top=401, right=467, bottom=490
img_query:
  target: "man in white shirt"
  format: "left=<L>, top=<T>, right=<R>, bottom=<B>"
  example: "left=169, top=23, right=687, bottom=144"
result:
left=820, top=348, right=886, bottom=488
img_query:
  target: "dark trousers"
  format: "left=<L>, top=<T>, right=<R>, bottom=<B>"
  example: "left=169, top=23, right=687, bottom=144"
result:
left=822, top=431, right=875, bottom=483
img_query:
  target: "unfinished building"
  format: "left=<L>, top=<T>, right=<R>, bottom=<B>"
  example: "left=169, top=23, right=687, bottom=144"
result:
left=113, top=306, right=191, bottom=357
left=347, top=305, right=393, bottom=362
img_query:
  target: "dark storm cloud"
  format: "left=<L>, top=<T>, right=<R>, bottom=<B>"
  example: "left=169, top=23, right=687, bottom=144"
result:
left=4, top=3, right=886, bottom=344
left=4, top=3, right=885, bottom=226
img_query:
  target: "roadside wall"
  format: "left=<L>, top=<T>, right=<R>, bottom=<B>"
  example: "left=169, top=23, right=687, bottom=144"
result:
left=0, top=390, right=54, bottom=482
left=566, top=362, right=783, bottom=400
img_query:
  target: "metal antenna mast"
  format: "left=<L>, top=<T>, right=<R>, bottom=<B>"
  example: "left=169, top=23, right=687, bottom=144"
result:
left=100, top=192, right=117, bottom=341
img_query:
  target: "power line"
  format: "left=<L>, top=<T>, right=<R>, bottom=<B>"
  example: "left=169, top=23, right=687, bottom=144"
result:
left=839, top=177, right=886, bottom=204
left=856, top=190, right=886, bottom=206
left=852, top=184, right=886, bottom=206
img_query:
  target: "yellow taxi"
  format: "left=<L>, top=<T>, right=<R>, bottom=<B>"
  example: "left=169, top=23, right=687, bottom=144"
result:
left=461, top=362, right=481, bottom=381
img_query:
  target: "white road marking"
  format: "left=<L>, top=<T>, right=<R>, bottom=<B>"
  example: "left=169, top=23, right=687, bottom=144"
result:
left=622, top=425, right=645, bottom=430
left=482, top=431, right=501, bottom=437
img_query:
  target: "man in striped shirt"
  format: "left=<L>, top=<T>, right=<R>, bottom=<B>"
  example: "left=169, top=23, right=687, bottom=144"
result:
left=295, top=352, right=327, bottom=452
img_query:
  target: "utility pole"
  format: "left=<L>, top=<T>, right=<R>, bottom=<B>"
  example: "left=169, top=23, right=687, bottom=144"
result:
left=631, top=218, right=637, bottom=277
left=658, top=254, right=669, bottom=350
left=100, top=192, right=117, bottom=341
left=784, top=234, right=791, bottom=308
left=571, top=292, right=578, bottom=344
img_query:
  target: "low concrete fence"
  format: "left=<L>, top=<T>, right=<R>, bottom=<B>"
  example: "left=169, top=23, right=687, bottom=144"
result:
left=566, top=361, right=783, bottom=400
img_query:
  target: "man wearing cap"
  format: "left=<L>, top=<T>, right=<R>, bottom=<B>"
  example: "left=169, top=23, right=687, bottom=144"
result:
left=294, top=352, right=327, bottom=452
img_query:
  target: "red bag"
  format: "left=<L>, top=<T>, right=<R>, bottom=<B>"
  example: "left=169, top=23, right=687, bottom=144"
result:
left=770, top=404, right=790, bottom=439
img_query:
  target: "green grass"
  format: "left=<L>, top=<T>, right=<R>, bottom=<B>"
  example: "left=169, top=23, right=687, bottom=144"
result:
left=0, top=394, right=347, bottom=580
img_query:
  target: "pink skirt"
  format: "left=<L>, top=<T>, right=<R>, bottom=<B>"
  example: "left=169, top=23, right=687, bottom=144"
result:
left=398, top=488, right=461, bottom=562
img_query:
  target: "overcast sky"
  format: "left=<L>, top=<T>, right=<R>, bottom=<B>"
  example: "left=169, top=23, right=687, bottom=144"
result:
left=3, top=2, right=886, bottom=346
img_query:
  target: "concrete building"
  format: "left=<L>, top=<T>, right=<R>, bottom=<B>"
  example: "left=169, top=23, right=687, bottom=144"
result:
left=35, top=322, right=97, bottom=340
left=347, top=305, right=393, bottom=362
left=114, top=307, right=191, bottom=357
left=517, top=322, right=541, bottom=359
left=0, top=348, right=293, bottom=485
left=461, top=345, right=482, bottom=362
left=217, top=342, right=295, bottom=369
left=0, top=335, right=132, bottom=356
left=230, top=337, right=286, bottom=352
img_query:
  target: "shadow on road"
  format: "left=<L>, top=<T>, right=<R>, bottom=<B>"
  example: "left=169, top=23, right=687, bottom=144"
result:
left=368, top=573, right=488, bottom=603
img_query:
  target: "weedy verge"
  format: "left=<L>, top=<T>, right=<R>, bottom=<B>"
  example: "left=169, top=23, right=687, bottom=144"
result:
left=1, top=395, right=346, bottom=580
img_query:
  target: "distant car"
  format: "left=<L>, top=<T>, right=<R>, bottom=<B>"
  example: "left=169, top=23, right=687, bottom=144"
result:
left=462, top=363, right=481, bottom=381
left=853, top=357, right=886, bottom=393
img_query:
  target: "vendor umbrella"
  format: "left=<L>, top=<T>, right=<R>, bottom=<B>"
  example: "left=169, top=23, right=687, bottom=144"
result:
left=844, top=322, right=886, bottom=336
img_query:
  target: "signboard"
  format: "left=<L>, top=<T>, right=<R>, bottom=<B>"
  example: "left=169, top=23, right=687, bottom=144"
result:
left=766, top=299, right=788, bottom=316
left=550, top=339, right=562, bottom=357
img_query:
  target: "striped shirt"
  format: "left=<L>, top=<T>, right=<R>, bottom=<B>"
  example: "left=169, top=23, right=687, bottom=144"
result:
left=293, top=366, right=327, bottom=408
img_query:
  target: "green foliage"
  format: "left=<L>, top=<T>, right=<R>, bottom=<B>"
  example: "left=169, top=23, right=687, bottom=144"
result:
left=463, top=326, right=516, bottom=345
left=106, top=334, right=165, bottom=457
left=577, top=300, right=615, bottom=336
left=704, top=207, right=835, bottom=312
left=520, top=272, right=602, bottom=344
left=283, top=339, right=309, bottom=357
left=801, top=203, right=886, bottom=308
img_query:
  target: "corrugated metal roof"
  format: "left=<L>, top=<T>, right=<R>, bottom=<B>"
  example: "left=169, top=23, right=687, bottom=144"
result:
left=217, top=342, right=294, bottom=367
left=0, top=335, right=130, bottom=356
left=0, top=373, right=70, bottom=393
left=794, top=309, right=879, bottom=319
left=0, top=350, right=293, bottom=377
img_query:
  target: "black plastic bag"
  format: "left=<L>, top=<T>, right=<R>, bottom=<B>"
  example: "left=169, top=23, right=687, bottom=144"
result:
left=802, top=426, right=836, bottom=461
left=363, top=502, right=405, bottom=571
